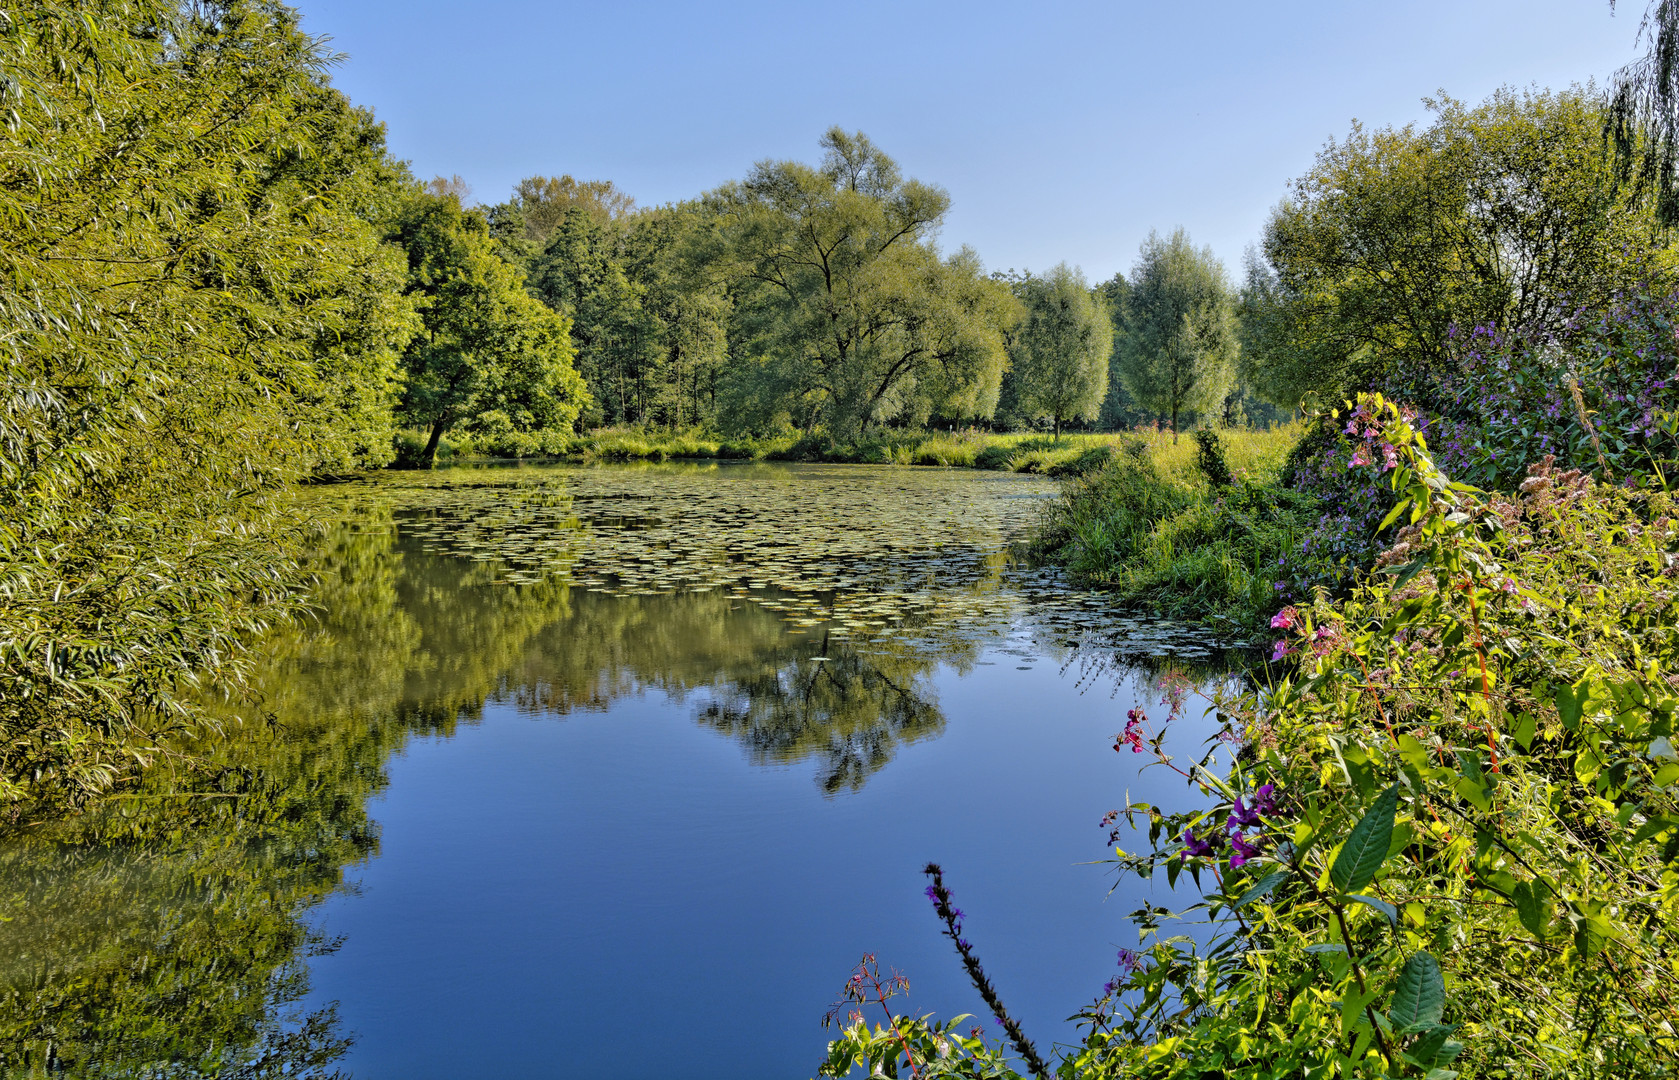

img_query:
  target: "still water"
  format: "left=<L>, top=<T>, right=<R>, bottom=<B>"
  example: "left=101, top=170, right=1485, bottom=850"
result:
left=0, top=462, right=1240, bottom=1079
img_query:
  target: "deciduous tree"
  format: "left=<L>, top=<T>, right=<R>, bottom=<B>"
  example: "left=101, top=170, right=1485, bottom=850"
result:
left=1010, top=265, right=1112, bottom=439
left=699, top=129, right=1013, bottom=436
left=391, top=193, right=590, bottom=466
left=1117, top=229, right=1237, bottom=442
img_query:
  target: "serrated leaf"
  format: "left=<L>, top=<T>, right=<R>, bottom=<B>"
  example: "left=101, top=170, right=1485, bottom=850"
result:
left=1345, top=893, right=1399, bottom=924
left=1235, top=870, right=1289, bottom=908
left=1331, top=784, right=1401, bottom=893
left=1389, top=952, right=1446, bottom=1033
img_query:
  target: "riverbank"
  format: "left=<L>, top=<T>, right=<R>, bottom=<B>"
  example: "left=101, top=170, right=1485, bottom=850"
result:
left=1028, top=422, right=1312, bottom=633
left=393, top=425, right=1186, bottom=476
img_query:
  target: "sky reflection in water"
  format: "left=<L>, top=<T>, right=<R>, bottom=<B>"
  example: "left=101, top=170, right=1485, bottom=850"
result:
left=0, top=463, right=1239, bottom=1079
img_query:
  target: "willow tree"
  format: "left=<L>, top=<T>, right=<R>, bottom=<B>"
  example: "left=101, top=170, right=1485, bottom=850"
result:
left=1609, top=0, right=1679, bottom=224
left=1010, top=265, right=1113, bottom=439
left=1117, top=229, right=1237, bottom=441
left=0, top=0, right=420, bottom=812
left=699, top=129, right=1013, bottom=436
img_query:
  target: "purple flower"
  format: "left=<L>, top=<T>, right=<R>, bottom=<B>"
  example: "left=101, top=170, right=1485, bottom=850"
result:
left=1270, top=639, right=1292, bottom=662
left=1181, top=829, right=1216, bottom=860
left=1230, top=833, right=1264, bottom=866
left=1116, top=949, right=1141, bottom=972
left=1252, top=784, right=1278, bottom=817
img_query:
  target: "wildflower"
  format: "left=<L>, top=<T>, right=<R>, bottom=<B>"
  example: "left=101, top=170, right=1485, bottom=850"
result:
left=1181, top=829, right=1216, bottom=859
left=1348, top=447, right=1371, bottom=469
left=1116, top=949, right=1141, bottom=973
left=1381, top=443, right=1399, bottom=471
left=1270, top=639, right=1292, bottom=662
left=1230, top=833, right=1264, bottom=866
left=1252, top=784, right=1278, bottom=817
left=1269, top=606, right=1297, bottom=630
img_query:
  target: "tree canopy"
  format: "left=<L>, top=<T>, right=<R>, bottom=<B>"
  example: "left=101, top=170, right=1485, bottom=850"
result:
left=1116, top=229, right=1238, bottom=440
left=1009, top=265, right=1113, bottom=439
left=0, top=0, right=421, bottom=812
left=698, top=129, right=1015, bottom=436
left=1244, top=87, right=1670, bottom=408
left=390, top=192, right=590, bottom=466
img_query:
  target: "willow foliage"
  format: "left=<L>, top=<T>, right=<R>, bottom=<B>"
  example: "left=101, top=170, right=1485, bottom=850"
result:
left=0, top=1, right=419, bottom=814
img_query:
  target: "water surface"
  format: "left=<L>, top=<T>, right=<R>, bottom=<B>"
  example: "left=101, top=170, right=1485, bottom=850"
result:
left=0, top=462, right=1238, bottom=1078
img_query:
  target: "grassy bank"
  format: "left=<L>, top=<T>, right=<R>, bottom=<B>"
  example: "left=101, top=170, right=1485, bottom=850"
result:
left=1032, top=422, right=1312, bottom=631
left=394, top=425, right=1147, bottom=475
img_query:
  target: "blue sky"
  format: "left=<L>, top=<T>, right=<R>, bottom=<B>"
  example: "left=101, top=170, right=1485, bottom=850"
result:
left=302, top=0, right=1643, bottom=281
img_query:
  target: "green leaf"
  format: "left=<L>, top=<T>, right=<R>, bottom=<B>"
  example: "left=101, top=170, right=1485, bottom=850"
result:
left=1234, top=870, right=1289, bottom=908
left=1555, top=681, right=1589, bottom=730
left=1304, top=942, right=1349, bottom=955
left=1511, top=879, right=1552, bottom=939
left=1378, top=497, right=1414, bottom=532
left=1406, top=1024, right=1463, bottom=1069
left=1331, top=783, right=1401, bottom=893
left=1345, top=893, right=1399, bottom=924
left=1389, top=951, right=1446, bottom=1033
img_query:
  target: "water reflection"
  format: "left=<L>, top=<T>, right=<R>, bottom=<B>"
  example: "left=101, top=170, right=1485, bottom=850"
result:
left=0, top=465, right=1245, bottom=1077
left=0, top=509, right=987, bottom=1073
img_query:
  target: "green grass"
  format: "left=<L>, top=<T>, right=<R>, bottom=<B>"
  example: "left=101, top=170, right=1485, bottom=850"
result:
left=1032, top=423, right=1314, bottom=631
left=406, top=425, right=1160, bottom=474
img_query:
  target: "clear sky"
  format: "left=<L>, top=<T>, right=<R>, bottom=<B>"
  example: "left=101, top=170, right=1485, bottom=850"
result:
left=300, top=0, right=1645, bottom=282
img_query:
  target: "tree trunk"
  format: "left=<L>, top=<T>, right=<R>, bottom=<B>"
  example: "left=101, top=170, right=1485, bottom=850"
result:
left=1053, top=415, right=1062, bottom=442
left=1171, top=403, right=1179, bottom=445
left=421, top=416, right=448, bottom=469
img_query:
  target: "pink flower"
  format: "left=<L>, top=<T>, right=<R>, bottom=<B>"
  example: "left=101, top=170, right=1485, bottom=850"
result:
left=1381, top=443, right=1398, bottom=471
left=1348, top=447, right=1371, bottom=469
left=1269, top=606, right=1297, bottom=630
left=1270, top=639, right=1292, bottom=662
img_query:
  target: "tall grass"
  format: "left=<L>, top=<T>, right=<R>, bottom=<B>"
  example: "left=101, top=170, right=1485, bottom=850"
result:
left=1034, top=423, right=1313, bottom=630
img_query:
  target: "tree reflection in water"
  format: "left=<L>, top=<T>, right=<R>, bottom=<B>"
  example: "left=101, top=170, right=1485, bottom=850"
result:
left=0, top=508, right=992, bottom=1073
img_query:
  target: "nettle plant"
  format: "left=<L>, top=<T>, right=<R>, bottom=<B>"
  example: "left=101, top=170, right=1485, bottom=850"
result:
left=820, top=393, right=1679, bottom=1079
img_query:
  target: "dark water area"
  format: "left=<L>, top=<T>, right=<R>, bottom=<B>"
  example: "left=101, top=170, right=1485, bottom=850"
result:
left=0, top=463, right=1244, bottom=1079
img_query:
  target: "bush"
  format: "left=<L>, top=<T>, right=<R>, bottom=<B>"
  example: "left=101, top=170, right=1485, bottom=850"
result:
left=1192, top=428, right=1232, bottom=488
left=1047, top=445, right=1116, bottom=478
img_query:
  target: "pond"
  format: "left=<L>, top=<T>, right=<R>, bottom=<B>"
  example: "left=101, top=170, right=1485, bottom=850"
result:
left=0, top=462, right=1243, bottom=1079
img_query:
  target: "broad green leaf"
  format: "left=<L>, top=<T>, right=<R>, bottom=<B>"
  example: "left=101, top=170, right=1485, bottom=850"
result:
left=1331, top=784, right=1401, bottom=894
left=1405, top=1024, right=1463, bottom=1069
left=1235, top=870, right=1289, bottom=908
left=1389, top=952, right=1446, bottom=1033
left=1345, top=893, right=1399, bottom=924
left=1511, top=879, right=1552, bottom=939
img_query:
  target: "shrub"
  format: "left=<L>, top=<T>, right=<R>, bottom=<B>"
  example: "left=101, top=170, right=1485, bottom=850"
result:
left=1192, top=428, right=1232, bottom=488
